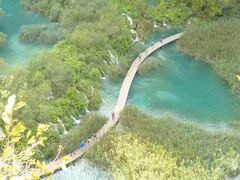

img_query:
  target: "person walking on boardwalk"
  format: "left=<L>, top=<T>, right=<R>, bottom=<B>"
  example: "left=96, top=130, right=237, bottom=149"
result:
left=92, top=133, right=97, bottom=140
left=79, top=141, right=86, bottom=150
left=112, top=112, right=115, bottom=120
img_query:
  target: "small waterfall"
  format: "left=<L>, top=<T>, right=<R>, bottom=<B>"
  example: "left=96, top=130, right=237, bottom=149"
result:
left=83, top=93, right=90, bottom=103
left=47, top=91, right=55, bottom=100
left=130, top=29, right=139, bottom=43
left=71, top=115, right=81, bottom=124
left=85, top=106, right=90, bottom=114
left=153, top=21, right=158, bottom=28
left=57, top=117, right=68, bottom=135
left=50, top=123, right=60, bottom=134
left=162, top=20, right=168, bottom=28
left=122, top=13, right=133, bottom=26
left=101, top=76, right=106, bottom=80
left=108, top=50, right=119, bottom=63
left=90, top=85, right=94, bottom=96
left=187, top=20, right=191, bottom=25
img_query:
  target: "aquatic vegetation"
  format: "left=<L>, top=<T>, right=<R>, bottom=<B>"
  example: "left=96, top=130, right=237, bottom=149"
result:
left=0, top=32, right=7, bottom=47
left=177, top=18, right=240, bottom=97
left=86, top=107, right=240, bottom=178
left=19, top=23, right=65, bottom=44
left=137, top=56, right=161, bottom=75
left=0, top=8, right=6, bottom=47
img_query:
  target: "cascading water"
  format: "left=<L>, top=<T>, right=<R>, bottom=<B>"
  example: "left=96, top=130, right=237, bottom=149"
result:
left=130, top=29, right=139, bottom=43
left=83, top=93, right=90, bottom=103
left=85, top=106, right=90, bottom=114
left=57, top=117, right=68, bottom=135
left=162, top=20, right=169, bottom=28
left=108, top=50, right=119, bottom=63
left=122, top=13, right=140, bottom=44
left=47, top=91, right=54, bottom=100
left=50, top=123, right=60, bottom=134
left=71, top=115, right=81, bottom=124
left=90, top=85, right=95, bottom=96
left=122, top=13, right=133, bottom=26
left=153, top=21, right=159, bottom=28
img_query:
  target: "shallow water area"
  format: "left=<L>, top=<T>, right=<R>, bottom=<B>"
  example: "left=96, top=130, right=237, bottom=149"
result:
left=51, top=159, right=112, bottom=180
left=101, top=31, right=240, bottom=129
left=0, top=0, right=51, bottom=65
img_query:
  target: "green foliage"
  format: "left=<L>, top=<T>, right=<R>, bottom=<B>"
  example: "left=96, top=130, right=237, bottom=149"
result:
left=19, top=23, right=65, bottom=44
left=61, top=113, right=107, bottom=155
left=86, top=107, right=240, bottom=178
left=177, top=18, right=240, bottom=97
left=0, top=95, right=51, bottom=179
left=137, top=56, right=161, bottom=75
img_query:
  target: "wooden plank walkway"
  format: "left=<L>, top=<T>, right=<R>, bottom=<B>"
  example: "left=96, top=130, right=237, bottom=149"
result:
left=40, top=33, right=183, bottom=177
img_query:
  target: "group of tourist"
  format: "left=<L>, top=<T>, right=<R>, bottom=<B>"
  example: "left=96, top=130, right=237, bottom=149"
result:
left=78, top=112, right=116, bottom=151
left=79, top=134, right=97, bottom=150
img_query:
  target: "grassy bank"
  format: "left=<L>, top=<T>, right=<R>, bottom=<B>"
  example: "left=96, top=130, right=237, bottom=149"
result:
left=85, top=107, right=240, bottom=179
left=177, top=18, right=240, bottom=97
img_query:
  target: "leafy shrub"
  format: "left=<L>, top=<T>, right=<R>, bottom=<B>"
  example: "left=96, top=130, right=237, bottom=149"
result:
left=19, top=23, right=65, bottom=44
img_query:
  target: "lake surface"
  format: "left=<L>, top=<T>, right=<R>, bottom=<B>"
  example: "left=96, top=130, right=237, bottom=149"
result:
left=0, top=0, right=51, bottom=65
left=101, top=31, right=240, bottom=129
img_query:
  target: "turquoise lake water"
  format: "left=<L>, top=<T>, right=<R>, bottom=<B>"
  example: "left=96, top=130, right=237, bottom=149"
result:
left=101, top=31, right=240, bottom=129
left=0, top=0, right=51, bottom=65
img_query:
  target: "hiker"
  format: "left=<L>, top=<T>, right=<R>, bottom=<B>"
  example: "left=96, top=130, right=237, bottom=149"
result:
left=160, top=39, right=163, bottom=43
left=92, top=133, right=97, bottom=140
left=112, top=112, right=115, bottom=120
left=87, top=137, right=91, bottom=145
left=79, top=141, right=86, bottom=150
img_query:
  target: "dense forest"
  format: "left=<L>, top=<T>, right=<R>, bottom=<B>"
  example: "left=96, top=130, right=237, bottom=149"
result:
left=1, top=0, right=240, bottom=179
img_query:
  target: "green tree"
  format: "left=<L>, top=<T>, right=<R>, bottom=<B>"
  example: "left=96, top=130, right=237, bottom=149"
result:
left=0, top=95, right=51, bottom=178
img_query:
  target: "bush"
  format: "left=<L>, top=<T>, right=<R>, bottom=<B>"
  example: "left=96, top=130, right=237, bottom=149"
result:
left=19, top=23, right=65, bottom=44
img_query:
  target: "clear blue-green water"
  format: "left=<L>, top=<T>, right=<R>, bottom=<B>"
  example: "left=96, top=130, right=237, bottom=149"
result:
left=101, top=32, right=240, bottom=129
left=0, top=0, right=51, bottom=65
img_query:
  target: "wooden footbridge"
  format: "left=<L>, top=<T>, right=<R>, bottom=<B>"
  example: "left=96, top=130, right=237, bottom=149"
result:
left=39, top=33, right=183, bottom=177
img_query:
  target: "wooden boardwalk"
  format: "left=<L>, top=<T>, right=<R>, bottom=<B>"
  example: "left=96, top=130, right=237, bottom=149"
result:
left=40, top=33, right=183, bottom=177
